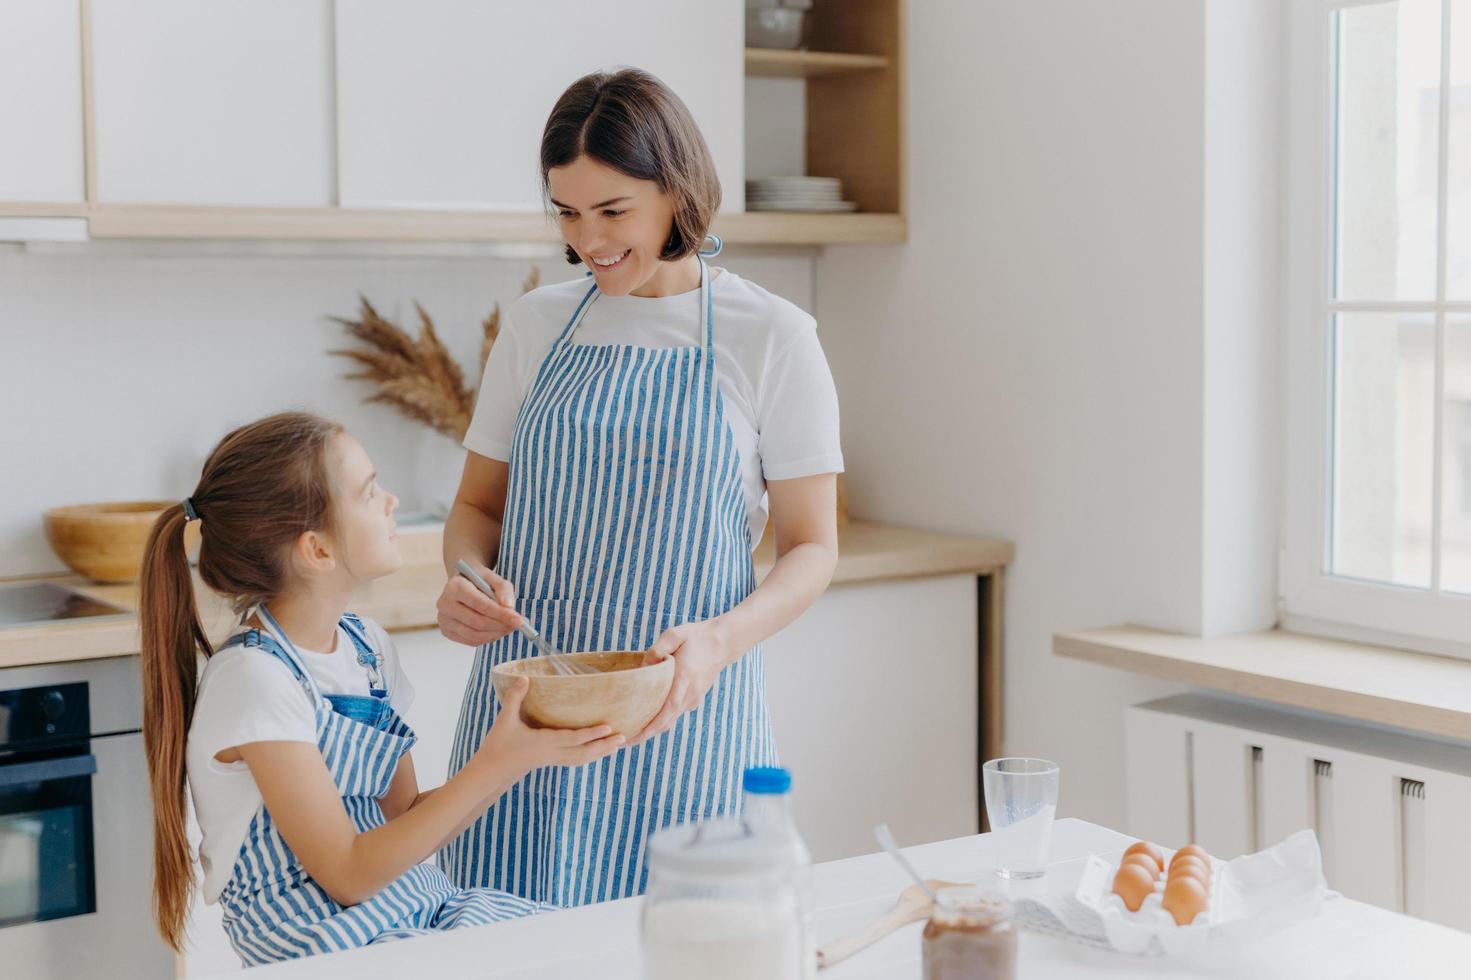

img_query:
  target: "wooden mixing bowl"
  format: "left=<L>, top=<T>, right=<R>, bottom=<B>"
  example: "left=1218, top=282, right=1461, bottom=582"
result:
left=43, top=501, right=200, bottom=583
left=491, top=651, right=675, bottom=738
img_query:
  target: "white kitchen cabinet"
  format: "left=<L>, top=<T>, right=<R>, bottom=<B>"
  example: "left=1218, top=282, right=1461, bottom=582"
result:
left=179, top=872, right=237, bottom=977
left=394, top=575, right=979, bottom=866
left=765, top=574, right=980, bottom=861
left=394, top=626, right=478, bottom=785
left=334, top=0, right=744, bottom=212
left=0, top=0, right=85, bottom=202
left=89, top=0, right=335, bottom=206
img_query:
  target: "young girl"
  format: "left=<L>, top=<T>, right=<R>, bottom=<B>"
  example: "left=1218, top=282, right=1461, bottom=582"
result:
left=140, top=411, right=624, bottom=964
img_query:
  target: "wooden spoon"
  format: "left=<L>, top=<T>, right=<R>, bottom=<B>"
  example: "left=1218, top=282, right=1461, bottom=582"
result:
left=816, top=878, right=965, bottom=969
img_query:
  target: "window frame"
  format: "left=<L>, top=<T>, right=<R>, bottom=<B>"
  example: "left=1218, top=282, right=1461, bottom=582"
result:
left=1281, top=0, right=1471, bottom=657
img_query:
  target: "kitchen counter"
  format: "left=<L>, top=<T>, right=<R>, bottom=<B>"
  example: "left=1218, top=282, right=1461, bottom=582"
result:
left=0, top=520, right=1013, bottom=670
left=202, top=817, right=1469, bottom=978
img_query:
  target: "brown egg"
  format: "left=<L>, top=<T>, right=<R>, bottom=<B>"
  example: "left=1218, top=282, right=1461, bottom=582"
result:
left=1112, top=862, right=1157, bottom=912
left=1120, top=853, right=1162, bottom=879
left=1168, top=855, right=1212, bottom=885
left=1162, top=875, right=1210, bottom=925
left=1169, top=844, right=1211, bottom=871
left=1122, top=840, right=1166, bottom=874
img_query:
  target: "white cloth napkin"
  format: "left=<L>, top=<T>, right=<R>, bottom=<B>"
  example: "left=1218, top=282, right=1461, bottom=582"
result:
left=1013, top=894, right=1114, bottom=949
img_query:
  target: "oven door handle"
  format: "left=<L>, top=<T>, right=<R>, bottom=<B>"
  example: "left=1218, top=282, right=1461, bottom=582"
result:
left=0, top=753, right=98, bottom=787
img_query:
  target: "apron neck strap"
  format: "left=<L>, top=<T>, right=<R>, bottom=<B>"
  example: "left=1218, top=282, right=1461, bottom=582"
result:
left=556, top=279, right=601, bottom=345
left=697, top=257, right=713, bottom=351
left=255, top=604, right=323, bottom=701
left=695, top=234, right=720, bottom=350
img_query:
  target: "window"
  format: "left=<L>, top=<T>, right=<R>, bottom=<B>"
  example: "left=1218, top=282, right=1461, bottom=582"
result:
left=1283, top=0, right=1471, bottom=654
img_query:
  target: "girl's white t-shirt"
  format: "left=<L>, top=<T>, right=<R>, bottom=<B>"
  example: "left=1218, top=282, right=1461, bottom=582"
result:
left=185, top=617, right=416, bottom=903
left=463, top=269, right=845, bottom=547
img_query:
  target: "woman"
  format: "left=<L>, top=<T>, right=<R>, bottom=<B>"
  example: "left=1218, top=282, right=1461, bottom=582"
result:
left=436, top=68, right=842, bottom=906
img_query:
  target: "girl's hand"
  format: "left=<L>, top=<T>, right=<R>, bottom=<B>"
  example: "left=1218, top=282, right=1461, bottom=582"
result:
left=437, top=562, right=521, bottom=647
left=630, top=621, right=735, bottom=746
left=477, top=677, right=626, bottom=774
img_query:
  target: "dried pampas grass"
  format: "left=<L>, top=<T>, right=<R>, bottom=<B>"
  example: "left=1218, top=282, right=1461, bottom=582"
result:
left=331, top=266, right=540, bottom=442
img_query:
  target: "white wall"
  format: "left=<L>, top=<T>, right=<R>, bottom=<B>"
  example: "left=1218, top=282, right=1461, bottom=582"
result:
left=745, top=77, right=806, bottom=180
left=0, top=244, right=813, bottom=578
left=815, top=0, right=1282, bottom=830
left=1201, top=0, right=1283, bottom=637
left=0, top=0, right=1287, bottom=836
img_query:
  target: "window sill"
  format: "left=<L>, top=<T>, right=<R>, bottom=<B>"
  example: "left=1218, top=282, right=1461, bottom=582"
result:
left=1053, top=625, right=1471, bottom=742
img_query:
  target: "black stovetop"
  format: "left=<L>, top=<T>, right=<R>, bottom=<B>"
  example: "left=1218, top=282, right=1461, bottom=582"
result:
left=0, top=582, right=130, bottom=629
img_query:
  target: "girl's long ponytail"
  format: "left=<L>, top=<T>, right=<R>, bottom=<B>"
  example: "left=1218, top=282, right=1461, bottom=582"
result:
left=139, top=502, right=209, bottom=952
left=136, top=411, right=341, bottom=949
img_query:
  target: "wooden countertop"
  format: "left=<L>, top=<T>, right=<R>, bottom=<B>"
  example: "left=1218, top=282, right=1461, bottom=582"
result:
left=1, top=521, right=1012, bottom=670
left=1054, top=624, right=1471, bottom=742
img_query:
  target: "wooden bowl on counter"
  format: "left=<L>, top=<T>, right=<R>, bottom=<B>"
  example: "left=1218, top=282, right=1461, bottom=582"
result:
left=43, top=501, right=200, bottom=583
left=491, top=652, right=675, bottom=738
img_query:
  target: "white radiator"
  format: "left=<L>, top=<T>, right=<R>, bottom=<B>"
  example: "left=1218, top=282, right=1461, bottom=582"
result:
left=1124, top=694, right=1471, bottom=931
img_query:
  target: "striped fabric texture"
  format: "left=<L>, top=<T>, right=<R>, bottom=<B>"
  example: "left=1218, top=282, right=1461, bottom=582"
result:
left=443, top=258, right=779, bottom=905
left=213, top=615, right=550, bottom=966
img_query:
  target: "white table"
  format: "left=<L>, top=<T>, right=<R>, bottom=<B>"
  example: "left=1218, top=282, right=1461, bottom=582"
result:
left=211, top=819, right=1470, bottom=978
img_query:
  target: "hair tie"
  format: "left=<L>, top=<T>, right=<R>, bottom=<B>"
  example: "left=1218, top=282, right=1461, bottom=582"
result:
left=182, top=498, right=199, bottom=522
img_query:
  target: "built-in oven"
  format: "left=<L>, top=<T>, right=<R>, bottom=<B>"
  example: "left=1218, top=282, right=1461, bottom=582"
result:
left=0, top=654, right=173, bottom=978
left=0, top=681, right=97, bottom=926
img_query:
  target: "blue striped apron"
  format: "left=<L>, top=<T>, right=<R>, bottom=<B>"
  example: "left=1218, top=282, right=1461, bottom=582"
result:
left=444, top=248, right=778, bottom=905
left=213, top=609, right=550, bottom=966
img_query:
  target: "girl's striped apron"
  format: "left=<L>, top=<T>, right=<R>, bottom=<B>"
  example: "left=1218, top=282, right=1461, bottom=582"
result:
left=214, top=609, right=550, bottom=966
left=444, top=250, right=778, bottom=905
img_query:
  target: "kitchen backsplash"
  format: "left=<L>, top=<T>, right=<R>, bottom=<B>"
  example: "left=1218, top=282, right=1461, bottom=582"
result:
left=0, top=244, right=814, bottom=579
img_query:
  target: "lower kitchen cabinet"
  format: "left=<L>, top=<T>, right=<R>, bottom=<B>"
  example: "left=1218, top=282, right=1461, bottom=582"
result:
left=394, top=629, right=478, bottom=787
left=179, top=883, right=236, bottom=976
left=765, top=573, right=980, bottom=861
left=396, top=572, right=980, bottom=864
left=393, top=572, right=980, bottom=863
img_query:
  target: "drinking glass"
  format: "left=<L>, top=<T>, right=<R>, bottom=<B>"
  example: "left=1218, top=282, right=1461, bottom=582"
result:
left=982, top=758, right=1059, bottom=879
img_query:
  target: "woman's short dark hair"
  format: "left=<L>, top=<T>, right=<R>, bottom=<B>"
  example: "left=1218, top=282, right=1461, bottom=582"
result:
left=541, top=68, right=721, bottom=265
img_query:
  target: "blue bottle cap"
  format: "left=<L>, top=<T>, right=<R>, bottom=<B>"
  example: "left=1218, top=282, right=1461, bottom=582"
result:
left=743, top=766, right=792, bottom=795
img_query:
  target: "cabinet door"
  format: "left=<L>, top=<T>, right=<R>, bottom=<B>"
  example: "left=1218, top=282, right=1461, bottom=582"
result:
left=90, top=0, right=335, bottom=206
left=335, top=0, right=744, bottom=211
left=764, top=575, right=980, bottom=862
left=393, top=626, right=476, bottom=785
left=0, top=0, right=85, bottom=202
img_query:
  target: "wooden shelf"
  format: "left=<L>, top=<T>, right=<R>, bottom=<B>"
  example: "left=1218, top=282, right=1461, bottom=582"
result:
left=1054, top=624, right=1471, bottom=742
left=718, top=209, right=904, bottom=244
left=794, top=0, right=905, bottom=218
left=744, top=48, right=890, bottom=79
left=0, top=201, right=905, bottom=246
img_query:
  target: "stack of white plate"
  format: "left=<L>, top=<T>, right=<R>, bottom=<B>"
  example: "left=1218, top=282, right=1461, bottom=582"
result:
left=745, top=176, right=858, bottom=213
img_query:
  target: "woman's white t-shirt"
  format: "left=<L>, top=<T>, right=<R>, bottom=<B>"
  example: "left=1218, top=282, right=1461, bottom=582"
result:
left=463, top=269, right=845, bottom=547
left=185, top=617, right=415, bottom=903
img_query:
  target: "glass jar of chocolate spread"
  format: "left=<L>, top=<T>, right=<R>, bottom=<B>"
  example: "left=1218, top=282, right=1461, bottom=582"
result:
left=922, top=885, right=1018, bottom=980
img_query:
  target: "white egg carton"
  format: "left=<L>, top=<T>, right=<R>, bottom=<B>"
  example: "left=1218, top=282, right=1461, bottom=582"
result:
left=1074, top=830, right=1328, bottom=957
